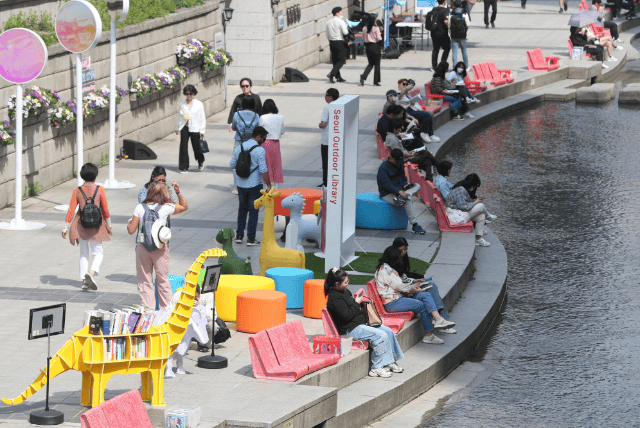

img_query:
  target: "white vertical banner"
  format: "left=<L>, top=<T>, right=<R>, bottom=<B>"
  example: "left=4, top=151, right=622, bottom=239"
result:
left=323, top=95, right=359, bottom=273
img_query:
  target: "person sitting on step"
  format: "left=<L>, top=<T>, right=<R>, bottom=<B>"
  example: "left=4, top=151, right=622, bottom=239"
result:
left=383, top=119, right=439, bottom=181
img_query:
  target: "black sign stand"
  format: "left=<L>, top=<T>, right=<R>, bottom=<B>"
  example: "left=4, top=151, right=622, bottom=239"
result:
left=29, top=308, right=65, bottom=425
left=197, top=263, right=227, bottom=369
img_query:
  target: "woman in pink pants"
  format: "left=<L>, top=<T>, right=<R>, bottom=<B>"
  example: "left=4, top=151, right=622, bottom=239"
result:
left=127, top=182, right=187, bottom=310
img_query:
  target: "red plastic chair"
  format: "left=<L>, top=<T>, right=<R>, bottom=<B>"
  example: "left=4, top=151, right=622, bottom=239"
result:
left=463, top=76, right=487, bottom=95
left=80, top=389, right=153, bottom=428
left=376, top=132, right=390, bottom=160
left=405, top=163, right=430, bottom=206
left=487, top=62, right=514, bottom=84
left=366, top=280, right=414, bottom=322
left=527, top=49, right=560, bottom=71
left=249, top=330, right=307, bottom=381
left=568, top=39, right=593, bottom=59
left=320, top=308, right=369, bottom=350
left=423, top=181, right=473, bottom=233
left=424, top=82, right=448, bottom=110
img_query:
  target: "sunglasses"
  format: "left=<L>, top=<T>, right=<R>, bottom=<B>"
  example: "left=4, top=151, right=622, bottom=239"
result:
left=155, top=179, right=166, bottom=183
left=185, top=93, right=193, bottom=96
left=241, top=85, right=250, bottom=88
left=401, top=82, right=409, bottom=86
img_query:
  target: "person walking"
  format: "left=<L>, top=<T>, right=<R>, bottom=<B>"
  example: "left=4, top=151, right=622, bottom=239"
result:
left=230, top=126, right=271, bottom=246
left=359, top=14, right=382, bottom=87
left=326, top=6, right=349, bottom=83
left=430, top=0, right=451, bottom=71
left=258, top=99, right=285, bottom=187
left=175, top=84, right=205, bottom=173
left=62, top=163, right=112, bottom=291
left=484, top=0, right=498, bottom=27
left=559, top=0, right=568, bottom=12
left=448, top=0, right=471, bottom=68
left=318, top=88, right=339, bottom=188
left=138, top=166, right=178, bottom=204
left=227, top=78, right=262, bottom=132
left=127, top=181, right=188, bottom=310
left=231, top=97, right=260, bottom=194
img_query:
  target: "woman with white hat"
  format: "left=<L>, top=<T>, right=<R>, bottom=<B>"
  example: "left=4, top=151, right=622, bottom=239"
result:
left=127, top=181, right=188, bottom=310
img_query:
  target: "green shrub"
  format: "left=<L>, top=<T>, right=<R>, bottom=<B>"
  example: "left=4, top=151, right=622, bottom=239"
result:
left=84, top=0, right=203, bottom=30
left=2, top=11, right=57, bottom=47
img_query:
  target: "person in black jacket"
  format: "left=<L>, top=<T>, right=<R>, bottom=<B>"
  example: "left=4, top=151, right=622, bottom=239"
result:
left=227, top=78, right=262, bottom=132
left=325, top=268, right=404, bottom=378
left=431, top=0, right=451, bottom=71
left=569, top=26, right=606, bottom=67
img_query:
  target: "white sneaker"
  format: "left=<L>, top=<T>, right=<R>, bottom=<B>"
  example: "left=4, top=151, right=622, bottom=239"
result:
left=452, top=115, right=464, bottom=121
left=369, top=367, right=392, bottom=378
left=475, top=237, right=491, bottom=247
left=463, top=112, right=474, bottom=118
left=422, top=333, right=444, bottom=344
left=616, top=45, right=624, bottom=50
left=179, top=170, right=188, bottom=174
left=84, top=273, right=97, bottom=290
left=602, top=63, right=609, bottom=69
left=615, top=38, right=624, bottom=43
left=430, top=134, right=441, bottom=143
left=608, top=56, right=618, bottom=62
left=439, top=327, right=457, bottom=334
left=486, top=213, right=497, bottom=222
left=433, top=318, right=456, bottom=330
left=483, top=229, right=488, bottom=235
left=232, top=188, right=238, bottom=195
left=81, top=282, right=89, bottom=291
left=420, top=132, right=432, bottom=143
left=386, top=363, right=404, bottom=373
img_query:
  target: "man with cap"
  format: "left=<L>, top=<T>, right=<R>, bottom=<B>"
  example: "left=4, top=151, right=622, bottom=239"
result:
left=377, top=148, right=427, bottom=234
left=326, top=6, right=350, bottom=83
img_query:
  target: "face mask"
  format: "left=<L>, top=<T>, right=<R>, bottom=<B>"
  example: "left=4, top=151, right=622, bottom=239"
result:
left=457, top=68, right=464, bottom=74
left=339, top=15, right=344, bottom=19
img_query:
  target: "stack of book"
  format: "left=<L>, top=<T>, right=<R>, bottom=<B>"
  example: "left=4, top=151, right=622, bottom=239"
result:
left=83, top=306, right=156, bottom=336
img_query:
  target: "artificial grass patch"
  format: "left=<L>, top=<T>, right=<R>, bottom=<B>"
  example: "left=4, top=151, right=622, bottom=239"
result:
left=305, top=251, right=430, bottom=285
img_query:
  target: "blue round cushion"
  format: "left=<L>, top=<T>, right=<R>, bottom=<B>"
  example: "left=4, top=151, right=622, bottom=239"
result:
left=265, top=267, right=314, bottom=309
left=356, top=192, right=408, bottom=230
left=154, top=275, right=185, bottom=310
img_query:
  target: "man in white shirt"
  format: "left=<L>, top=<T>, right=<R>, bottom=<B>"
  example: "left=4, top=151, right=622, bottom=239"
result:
left=318, top=88, right=339, bottom=188
left=325, top=6, right=349, bottom=83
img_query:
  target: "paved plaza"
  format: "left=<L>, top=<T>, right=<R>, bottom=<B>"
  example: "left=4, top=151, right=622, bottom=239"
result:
left=0, top=0, right=637, bottom=425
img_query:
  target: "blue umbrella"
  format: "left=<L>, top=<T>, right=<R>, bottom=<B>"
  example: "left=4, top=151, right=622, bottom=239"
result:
left=568, top=10, right=602, bottom=27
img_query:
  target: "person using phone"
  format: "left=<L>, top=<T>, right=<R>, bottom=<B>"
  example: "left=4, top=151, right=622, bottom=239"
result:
left=325, top=268, right=404, bottom=378
left=430, top=61, right=471, bottom=120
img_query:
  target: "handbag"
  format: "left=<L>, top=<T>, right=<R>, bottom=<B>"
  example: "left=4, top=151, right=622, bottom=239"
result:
left=199, top=136, right=210, bottom=153
left=362, top=301, right=382, bottom=327
left=446, top=207, right=470, bottom=224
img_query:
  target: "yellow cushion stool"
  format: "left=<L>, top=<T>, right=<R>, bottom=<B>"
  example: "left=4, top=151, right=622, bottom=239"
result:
left=215, top=275, right=275, bottom=322
left=237, top=290, right=287, bottom=333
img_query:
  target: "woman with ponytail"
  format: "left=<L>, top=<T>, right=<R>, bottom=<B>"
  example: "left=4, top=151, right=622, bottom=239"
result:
left=324, top=268, right=404, bottom=378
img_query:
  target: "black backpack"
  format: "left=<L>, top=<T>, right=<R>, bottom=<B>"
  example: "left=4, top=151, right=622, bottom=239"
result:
left=78, top=186, right=102, bottom=229
left=425, top=9, right=439, bottom=32
left=449, top=8, right=467, bottom=39
left=235, top=143, right=259, bottom=179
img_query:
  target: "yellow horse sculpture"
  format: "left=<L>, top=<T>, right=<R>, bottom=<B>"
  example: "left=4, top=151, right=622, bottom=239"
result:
left=2, top=248, right=226, bottom=408
left=254, top=187, right=305, bottom=275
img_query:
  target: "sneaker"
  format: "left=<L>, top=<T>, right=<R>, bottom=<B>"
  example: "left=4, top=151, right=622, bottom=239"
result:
left=235, top=236, right=243, bottom=244
left=485, top=23, right=490, bottom=27
left=422, top=333, right=444, bottom=344
left=439, top=327, right=457, bottom=334
left=420, top=132, right=432, bottom=143
left=602, top=63, right=610, bottom=69
left=564, top=2, right=568, bottom=10
left=615, top=39, right=624, bottom=44
left=179, top=170, right=188, bottom=174
left=452, top=115, right=464, bottom=121
left=394, top=195, right=406, bottom=206
left=491, top=22, right=495, bottom=28
left=247, top=238, right=261, bottom=246
left=522, top=3, right=526, bottom=8
left=198, top=162, right=204, bottom=171
left=467, top=97, right=480, bottom=104
left=430, top=134, right=441, bottom=143
left=463, top=112, right=474, bottom=118
left=197, top=344, right=209, bottom=352
left=608, top=56, right=618, bottom=62
left=412, top=223, right=426, bottom=234
left=483, top=229, right=488, bottom=235
left=316, top=183, right=325, bottom=189
left=360, top=75, right=365, bottom=86
left=84, top=273, right=97, bottom=290
left=559, top=7, right=564, bottom=12
left=486, top=213, right=497, bottom=222
left=81, top=281, right=89, bottom=291
left=327, top=73, right=334, bottom=84
left=475, top=237, right=491, bottom=247
left=369, top=367, right=392, bottom=378
left=386, top=363, right=404, bottom=373
left=232, top=188, right=238, bottom=195
left=433, top=318, right=456, bottom=330
left=616, top=45, right=624, bottom=51
left=336, top=77, right=347, bottom=83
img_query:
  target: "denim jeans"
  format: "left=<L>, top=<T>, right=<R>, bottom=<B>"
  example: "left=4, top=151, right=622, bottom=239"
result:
left=346, top=324, right=404, bottom=369
left=443, top=94, right=466, bottom=116
left=385, top=297, right=434, bottom=332
left=451, top=38, right=469, bottom=68
left=236, top=184, right=263, bottom=239
left=425, top=282, right=450, bottom=319
left=406, top=108, right=434, bottom=135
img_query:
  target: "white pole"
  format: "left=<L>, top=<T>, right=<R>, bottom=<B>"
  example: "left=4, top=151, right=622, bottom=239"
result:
left=76, top=53, right=83, bottom=186
left=14, top=83, right=23, bottom=223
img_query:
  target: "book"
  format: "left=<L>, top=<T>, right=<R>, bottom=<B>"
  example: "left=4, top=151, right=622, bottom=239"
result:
left=128, top=313, right=141, bottom=334
left=100, top=312, right=111, bottom=336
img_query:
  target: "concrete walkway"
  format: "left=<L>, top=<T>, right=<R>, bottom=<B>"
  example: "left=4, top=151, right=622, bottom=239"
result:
left=0, top=0, right=637, bottom=426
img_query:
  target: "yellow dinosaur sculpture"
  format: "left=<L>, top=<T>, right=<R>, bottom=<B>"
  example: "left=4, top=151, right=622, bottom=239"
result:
left=2, top=247, right=226, bottom=408
left=254, top=187, right=305, bottom=276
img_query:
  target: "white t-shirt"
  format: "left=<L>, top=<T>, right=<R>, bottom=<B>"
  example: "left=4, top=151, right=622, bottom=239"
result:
left=133, top=203, right=176, bottom=243
left=320, top=103, right=333, bottom=146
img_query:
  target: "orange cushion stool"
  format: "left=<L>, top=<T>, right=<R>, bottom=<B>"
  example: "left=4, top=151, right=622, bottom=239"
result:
left=237, top=290, right=287, bottom=333
left=273, top=188, right=322, bottom=216
left=303, top=279, right=327, bottom=319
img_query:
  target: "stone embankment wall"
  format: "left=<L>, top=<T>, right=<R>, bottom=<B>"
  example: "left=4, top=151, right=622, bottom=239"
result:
left=0, top=1, right=224, bottom=210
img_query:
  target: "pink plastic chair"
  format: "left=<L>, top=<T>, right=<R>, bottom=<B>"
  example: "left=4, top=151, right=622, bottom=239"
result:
left=527, top=49, right=559, bottom=71
left=249, top=330, right=307, bottom=381
left=321, top=308, right=369, bottom=350
left=423, top=181, right=473, bottom=233
left=487, top=62, right=514, bottom=84
left=366, top=280, right=414, bottom=323
left=80, top=389, right=153, bottom=428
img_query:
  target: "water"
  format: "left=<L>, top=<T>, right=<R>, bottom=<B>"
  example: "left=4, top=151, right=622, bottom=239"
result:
left=421, top=58, right=640, bottom=426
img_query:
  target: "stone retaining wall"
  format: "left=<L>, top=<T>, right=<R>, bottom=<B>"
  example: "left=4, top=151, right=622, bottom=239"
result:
left=0, top=1, right=224, bottom=210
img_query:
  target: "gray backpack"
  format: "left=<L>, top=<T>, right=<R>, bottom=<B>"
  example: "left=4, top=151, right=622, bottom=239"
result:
left=139, top=204, right=161, bottom=251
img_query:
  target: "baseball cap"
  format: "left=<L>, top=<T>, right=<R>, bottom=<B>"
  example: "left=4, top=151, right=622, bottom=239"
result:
left=386, top=89, right=398, bottom=98
left=390, top=148, right=404, bottom=163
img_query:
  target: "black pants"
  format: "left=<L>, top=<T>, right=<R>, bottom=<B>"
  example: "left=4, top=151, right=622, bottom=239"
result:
left=321, top=144, right=328, bottom=186
left=362, top=43, right=381, bottom=85
left=603, top=21, right=619, bottom=39
left=407, top=151, right=438, bottom=181
left=484, top=0, right=497, bottom=25
left=329, top=40, right=347, bottom=79
left=179, top=125, right=204, bottom=171
left=584, top=45, right=605, bottom=61
left=431, top=35, right=451, bottom=70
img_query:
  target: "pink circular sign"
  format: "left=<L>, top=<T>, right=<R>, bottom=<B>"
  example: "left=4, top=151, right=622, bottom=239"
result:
left=0, top=29, right=48, bottom=84
left=56, top=0, right=102, bottom=53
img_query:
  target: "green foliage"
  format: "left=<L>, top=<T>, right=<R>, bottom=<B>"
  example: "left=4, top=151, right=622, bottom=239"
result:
left=99, top=153, right=109, bottom=167
left=2, top=11, right=57, bottom=47
left=22, top=182, right=43, bottom=200
left=83, top=0, right=203, bottom=31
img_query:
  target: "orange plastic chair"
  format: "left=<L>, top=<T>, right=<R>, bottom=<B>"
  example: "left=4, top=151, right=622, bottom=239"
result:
left=273, top=188, right=322, bottom=216
left=303, top=279, right=327, bottom=319
left=237, top=290, right=287, bottom=333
